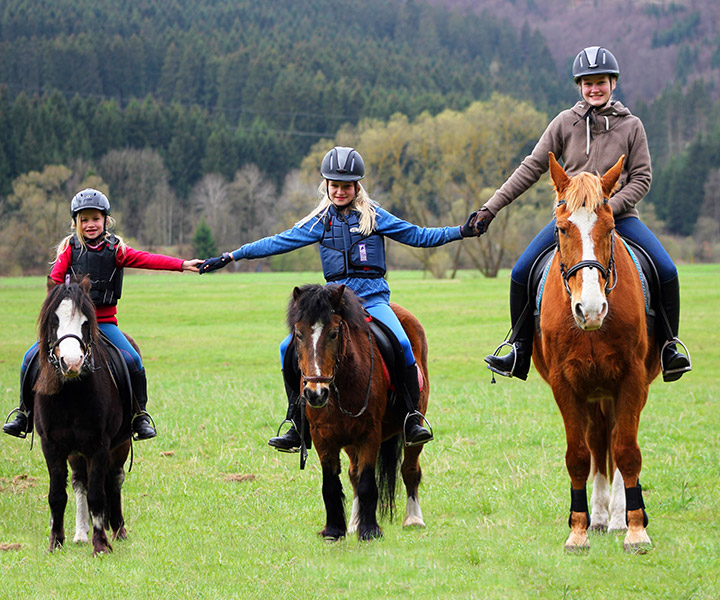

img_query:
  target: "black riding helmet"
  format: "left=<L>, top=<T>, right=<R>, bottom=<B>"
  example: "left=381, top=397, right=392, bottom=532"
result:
left=320, top=147, right=365, bottom=182
left=572, top=46, right=620, bottom=83
left=71, top=188, right=110, bottom=219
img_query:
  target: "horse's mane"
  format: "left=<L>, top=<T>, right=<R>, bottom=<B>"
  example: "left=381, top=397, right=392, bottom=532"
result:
left=564, top=172, right=605, bottom=213
left=36, top=275, right=98, bottom=395
left=288, top=284, right=368, bottom=331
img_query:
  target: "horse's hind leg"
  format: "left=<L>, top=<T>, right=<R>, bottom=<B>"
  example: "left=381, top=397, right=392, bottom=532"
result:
left=69, top=456, right=90, bottom=544
left=107, top=442, right=130, bottom=541
left=401, top=444, right=425, bottom=528
left=345, top=448, right=360, bottom=534
left=587, top=403, right=609, bottom=533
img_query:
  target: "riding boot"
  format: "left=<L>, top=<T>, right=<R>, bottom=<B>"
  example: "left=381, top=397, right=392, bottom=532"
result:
left=130, top=369, right=157, bottom=440
left=3, top=368, right=34, bottom=438
left=485, top=279, right=534, bottom=380
left=403, top=363, right=433, bottom=447
left=658, top=276, right=691, bottom=382
left=268, top=371, right=309, bottom=452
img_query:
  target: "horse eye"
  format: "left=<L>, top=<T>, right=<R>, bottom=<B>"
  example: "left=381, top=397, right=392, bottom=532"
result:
left=558, top=228, right=567, bottom=236
left=328, top=329, right=339, bottom=341
left=294, top=330, right=304, bottom=342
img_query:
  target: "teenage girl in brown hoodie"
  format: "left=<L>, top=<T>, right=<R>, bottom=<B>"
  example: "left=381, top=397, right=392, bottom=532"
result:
left=476, top=46, right=691, bottom=383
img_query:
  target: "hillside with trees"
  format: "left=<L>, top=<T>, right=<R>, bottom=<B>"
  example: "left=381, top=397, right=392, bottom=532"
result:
left=0, top=0, right=719, bottom=275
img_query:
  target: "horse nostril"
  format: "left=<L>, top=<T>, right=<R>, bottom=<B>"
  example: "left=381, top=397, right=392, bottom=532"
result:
left=574, top=302, right=585, bottom=323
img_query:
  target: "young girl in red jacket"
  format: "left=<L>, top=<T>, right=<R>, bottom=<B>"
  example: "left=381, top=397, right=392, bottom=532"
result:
left=3, top=189, right=202, bottom=440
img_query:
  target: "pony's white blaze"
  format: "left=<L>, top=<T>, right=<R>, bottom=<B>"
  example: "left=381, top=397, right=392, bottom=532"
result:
left=310, top=321, right=324, bottom=377
left=55, top=298, right=87, bottom=373
left=568, top=208, right=608, bottom=329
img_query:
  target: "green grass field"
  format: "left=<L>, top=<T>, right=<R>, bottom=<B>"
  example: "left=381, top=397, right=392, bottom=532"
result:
left=1, top=267, right=719, bottom=599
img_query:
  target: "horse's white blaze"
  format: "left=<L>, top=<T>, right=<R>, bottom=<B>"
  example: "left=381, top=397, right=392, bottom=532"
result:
left=55, top=298, right=87, bottom=372
left=403, top=495, right=425, bottom=528
left=568, top=209, right=607, bottom=328
left=590, top=471, right=610, bottom=530
left=73, top=482, right=90, bottom=543
left=608, top=468, right=628, bottom=531
left=310, top=320, right=324, bottom=378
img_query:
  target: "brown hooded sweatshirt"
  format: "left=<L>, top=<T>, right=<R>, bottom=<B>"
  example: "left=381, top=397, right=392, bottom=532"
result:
left=483, top=99, right=651, bottom=220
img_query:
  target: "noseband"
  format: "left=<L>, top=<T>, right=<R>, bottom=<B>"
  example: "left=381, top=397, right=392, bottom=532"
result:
left=555, top=201, right=617, bottom=298
left=47, top=332, right=94, bottom=374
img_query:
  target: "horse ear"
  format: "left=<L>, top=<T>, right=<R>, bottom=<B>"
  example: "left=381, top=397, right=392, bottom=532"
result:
left=548, top=152, right=570, bottom=197
left=600, top=154, right=625, bottom=198
left=292, top=286, right=303, bottom=302
left=80, top=274, right=92, bottom=293
left=329, top=284, right=345, bottom=311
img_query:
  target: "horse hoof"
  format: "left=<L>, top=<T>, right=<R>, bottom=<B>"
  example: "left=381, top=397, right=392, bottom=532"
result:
left=588, top=523, right=608, bottom=534
left=92, top=544, right=113, bottom=556
left=358, top=527, right=382, bottom=541
left=73, top=534, right=89, bottom=544
left=320, top=528, right=345, bottom=542
left=402, top=516, right=426, bottom=528
left=112, top=527, right=128, bottom=541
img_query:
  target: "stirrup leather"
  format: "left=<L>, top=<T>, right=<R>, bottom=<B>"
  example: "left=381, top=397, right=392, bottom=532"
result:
left=271, top=418, right=301, bottom=453
left=402, top=411, right=434, bottom=447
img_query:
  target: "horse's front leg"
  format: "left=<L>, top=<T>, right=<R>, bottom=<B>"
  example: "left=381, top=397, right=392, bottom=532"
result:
left=41, top=440, right=69, bottom=552
left=106, top=442, right=130, bottom=541
left=317, top=445, right=346, bottom=541
left=87, top=449, right=113, bottom=555
left=553, top=386, right=592, bottom=552
left=355, top=440, right=382, bottom=540
left=614, top=381, right=651, bottom=553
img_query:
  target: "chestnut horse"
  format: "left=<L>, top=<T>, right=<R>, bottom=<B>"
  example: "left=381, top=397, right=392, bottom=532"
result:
left=34, top=275, right=132, bottom=555
left=533, top=153, right=661, bottom=553
left=288, top=284, right=429, bottom=540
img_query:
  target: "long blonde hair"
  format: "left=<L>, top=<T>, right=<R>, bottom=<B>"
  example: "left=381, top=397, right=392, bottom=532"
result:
left=297, top=181, right=378, bottom=235
left=53, top=214, right=127, bottom=264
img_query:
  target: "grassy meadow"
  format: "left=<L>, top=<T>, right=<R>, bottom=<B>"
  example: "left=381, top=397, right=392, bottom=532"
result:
left=0, top=266, right=719, bottom=599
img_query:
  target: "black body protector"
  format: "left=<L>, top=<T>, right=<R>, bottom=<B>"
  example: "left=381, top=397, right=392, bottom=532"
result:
left=70, top=234, right=124, bottom=306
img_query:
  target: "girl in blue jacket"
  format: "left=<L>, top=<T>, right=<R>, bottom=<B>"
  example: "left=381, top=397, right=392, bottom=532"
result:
left=201, top=146, right=478, bottom=449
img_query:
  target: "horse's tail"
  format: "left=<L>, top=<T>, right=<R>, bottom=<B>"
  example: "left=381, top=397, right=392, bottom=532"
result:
left=377, top=434, right=402, bottom=521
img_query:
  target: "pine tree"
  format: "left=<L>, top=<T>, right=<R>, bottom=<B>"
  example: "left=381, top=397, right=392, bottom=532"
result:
left=192, top=218, right=218, bottom=258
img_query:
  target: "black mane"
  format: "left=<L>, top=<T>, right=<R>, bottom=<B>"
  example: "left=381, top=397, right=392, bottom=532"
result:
left=288, top=284, right=367, bottom=331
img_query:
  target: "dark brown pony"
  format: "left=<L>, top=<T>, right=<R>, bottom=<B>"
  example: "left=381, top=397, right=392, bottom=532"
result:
left=288, top=284, right=429, bottom=540
left=34, top=275, right=132, bottom=555
left=533, top=153, right=661, bottom=553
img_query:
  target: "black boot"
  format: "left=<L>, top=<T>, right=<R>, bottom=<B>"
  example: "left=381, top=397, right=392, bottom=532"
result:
left=659, top=277, right=691, bottom=382
left=485, top=279, right=533, bottom=380
left=268, top=371, right=304, bottom=452
left=3, top=405, right=31, bottom=438
left=403, top=363, right=433, bottom=447
left=130, top=369, right=157, bottom=440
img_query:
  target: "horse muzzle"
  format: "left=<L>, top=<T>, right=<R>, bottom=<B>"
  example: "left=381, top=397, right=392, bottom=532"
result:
left=572, top=298, right=608, bottom=331
left=302, top=382, right=330, bottom=409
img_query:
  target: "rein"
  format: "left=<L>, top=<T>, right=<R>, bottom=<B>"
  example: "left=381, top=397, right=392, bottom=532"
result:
left=47, top=333, right=94, bottom=374
left=555, top=201, right=617, bottom=298
left=299, top=318, right=375, bottom=419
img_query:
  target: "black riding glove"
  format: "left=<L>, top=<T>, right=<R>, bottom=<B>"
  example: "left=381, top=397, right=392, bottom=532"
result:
left=199, top=252, right=233, bottom=274
left=460, top=211, right=479, bottom=237
left=474, top=208, right=495, bottom=235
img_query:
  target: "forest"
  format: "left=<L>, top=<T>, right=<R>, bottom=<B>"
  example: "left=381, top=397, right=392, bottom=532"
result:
left=1, top=0, right=719, bottom=275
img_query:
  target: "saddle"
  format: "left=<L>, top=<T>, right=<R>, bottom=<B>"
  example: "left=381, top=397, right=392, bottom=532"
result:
left=531, top=235, right=657, bottom=335
left=22, top=333, right=134, bottom=416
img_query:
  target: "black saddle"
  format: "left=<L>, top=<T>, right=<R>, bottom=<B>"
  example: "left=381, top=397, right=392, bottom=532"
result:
left=366, top=314, right=407, bottom=394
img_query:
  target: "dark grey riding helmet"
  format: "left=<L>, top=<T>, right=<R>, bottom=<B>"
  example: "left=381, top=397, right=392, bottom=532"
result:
left=572, top=46, right=620, bottom=82
left=320, top=147, right=365, bottom=182
left=71, top=188, right=111, bottom=218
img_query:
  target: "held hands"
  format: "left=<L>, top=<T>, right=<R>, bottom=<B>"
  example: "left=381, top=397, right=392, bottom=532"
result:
left=460, top=207, right=495, bottom=237
left=198, top=252, right=234, bottom=274
left=182, top=259, right=204, bottom=273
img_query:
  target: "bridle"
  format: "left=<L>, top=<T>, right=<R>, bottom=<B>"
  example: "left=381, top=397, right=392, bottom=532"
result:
left=47, top=277, right=95, bottom=374
left=555, top=200, right=617, bottom=298
left=298, top=317, right=375, bottom=418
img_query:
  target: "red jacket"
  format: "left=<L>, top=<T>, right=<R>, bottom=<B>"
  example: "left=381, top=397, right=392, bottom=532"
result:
left=51, top=241, right=184, bottom=325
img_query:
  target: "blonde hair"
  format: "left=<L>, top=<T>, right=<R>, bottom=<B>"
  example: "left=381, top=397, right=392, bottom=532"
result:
left=297, top=181, right=378, bottom=235
left=53, top=214, right=127, bottom=264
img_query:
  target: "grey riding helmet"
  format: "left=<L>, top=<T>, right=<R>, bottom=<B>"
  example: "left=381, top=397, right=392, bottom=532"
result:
left=572, top=46, right=620, bottom=82
left=320, top=147, right=365, bottom=182
left=71, top=188, right=110, bottom=218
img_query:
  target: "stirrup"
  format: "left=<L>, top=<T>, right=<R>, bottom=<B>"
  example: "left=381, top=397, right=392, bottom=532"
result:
left=485, top=341, right=518, bottom=378
left=661, top=337, right=692, bottom=381
left=402, top=411, right=434, bottom=448
left=3, top=407, right=30, bottom=439
left=131, top=411, right=157, bottom=441
left=271, top=419, right=301, bottom=453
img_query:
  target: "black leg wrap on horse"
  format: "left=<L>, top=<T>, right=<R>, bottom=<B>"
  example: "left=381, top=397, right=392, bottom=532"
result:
left=625, top=483, right=649, bottom=528
left=568, top=486, right=591, bottom=529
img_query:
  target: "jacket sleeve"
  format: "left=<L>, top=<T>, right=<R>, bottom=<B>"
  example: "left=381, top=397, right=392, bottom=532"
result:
left=608, top=117, right=652, bottom=216
left=374, top=207, right=463, bottom=246
left=483, top=113, right=564, bottom=216
left=117, top=246, right=185, bottom=271
left=230, top=218, right=324, bottom=261
left=49, top=246, right=72, bottom=284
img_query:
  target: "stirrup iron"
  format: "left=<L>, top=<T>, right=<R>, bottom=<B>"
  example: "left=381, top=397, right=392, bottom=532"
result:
left=272, top=418, right=301, bottom=454
left=131, top=410, right=157, bottom=441
left=402, top=411, right=434, bottom=448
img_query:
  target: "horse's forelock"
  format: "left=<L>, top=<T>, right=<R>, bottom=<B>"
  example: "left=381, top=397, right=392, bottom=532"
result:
left=38, top=280, right=97, bottom=351
left=565, top=172, right=605, bottom=213
left=288, top=284, right=366, bottom=330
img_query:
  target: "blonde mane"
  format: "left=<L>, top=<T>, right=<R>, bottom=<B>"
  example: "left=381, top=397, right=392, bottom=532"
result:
left=564, top=172, right=605, bottom=213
